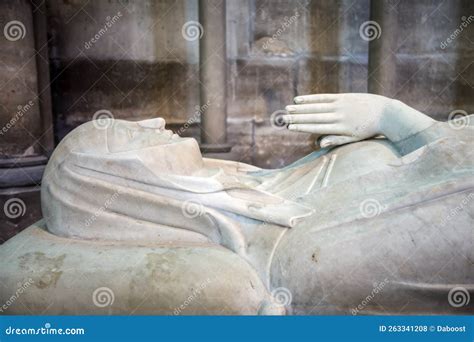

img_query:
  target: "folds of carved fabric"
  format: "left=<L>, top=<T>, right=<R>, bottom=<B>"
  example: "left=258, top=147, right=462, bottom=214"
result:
left=42, top=163, right=312, bottom=256
left=43, top=162, right=247, bottom=256
left=256, top=155, right=331, bottom=198
left=62, top=151, right=314, bottom=228
left=394, top=121, right=473, bottom=155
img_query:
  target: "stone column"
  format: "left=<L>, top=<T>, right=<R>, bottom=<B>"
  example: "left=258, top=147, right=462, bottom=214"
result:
left=367, top=0, right=397, bottom=96
left=199, top=0, right=231, bottom=153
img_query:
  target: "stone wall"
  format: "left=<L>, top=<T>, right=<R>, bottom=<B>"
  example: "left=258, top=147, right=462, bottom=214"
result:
left=46, top=0, right=199, bottom=133
left=44, top=0, right=473, bottom=168
left=0, top=0, right=53, bottom=243
left=225, top=0, right=370, bottom=167
left=0, top=0, right=44, bottom=158
left=369, top=0, right=474, bottom=121
left=46, top=0, right=373, bottom=167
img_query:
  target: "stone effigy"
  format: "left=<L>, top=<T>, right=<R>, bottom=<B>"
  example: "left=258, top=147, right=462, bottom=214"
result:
left=0, top=93, right=472, bottom=315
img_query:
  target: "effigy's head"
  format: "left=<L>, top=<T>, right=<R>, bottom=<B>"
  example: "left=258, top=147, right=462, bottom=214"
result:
left=40, top=117, right=207, bottom=241
left=104, top=117, right=181, bottom=152
left=44, top=117, right=203, bottom=177
left=63, top=117, right=187, bottom=151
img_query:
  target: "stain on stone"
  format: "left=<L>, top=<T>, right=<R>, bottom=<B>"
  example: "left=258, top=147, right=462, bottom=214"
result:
left=311, top=247, right=320, bottom=263
left=146, top=252, right=174, bottom=280
left=18, top=252, right=65, bottom=289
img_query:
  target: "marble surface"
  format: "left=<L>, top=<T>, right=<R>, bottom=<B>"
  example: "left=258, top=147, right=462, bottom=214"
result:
left=1, top=95, right=472, bottom=315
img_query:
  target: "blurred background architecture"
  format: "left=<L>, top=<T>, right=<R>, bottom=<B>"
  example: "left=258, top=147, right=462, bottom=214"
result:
left=1, top=0, right=473, bottom=241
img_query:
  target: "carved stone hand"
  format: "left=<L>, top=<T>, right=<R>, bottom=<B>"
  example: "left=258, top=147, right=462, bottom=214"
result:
left=282, top=93, right=435, bottom=148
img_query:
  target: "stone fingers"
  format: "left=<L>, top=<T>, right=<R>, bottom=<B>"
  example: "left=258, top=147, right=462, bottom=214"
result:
left=288, top=124, right=345, bottom=135
left=282, top=114, right=337, bottom=124
left=293, top=94, right=339, bottom=104
left=286, top=103, right=335, bottom=114
left=319, top=135, right=361, bottom=148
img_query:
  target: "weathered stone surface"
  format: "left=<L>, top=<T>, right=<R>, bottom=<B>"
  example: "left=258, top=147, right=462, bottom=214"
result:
left=0, top=223, right=274, bottom=315
left=47, top=0, right=200, bottom=139
left=297, top=57, right=368, bottom=95
left=52, top=59, right=199, bottom=139
left=227, top=119, right=315, bottom=168
left=223, top=0, right=370, bottom=168
left=47, top=0, right=197, bottom=62
left=227, top=58, right=296, bottom=120
left=306, top=0, right=370, bottom=56
left=392, top=55, right=474, bottom=120
left=394, top=0, right=474, bottom=54
left=226, top=0, right=251, bottom=59
left=253, top=0, right=307, bottom=53
left=369, top=0, right=474, bottom=119
left=0, top=0, right=43, bottom=157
